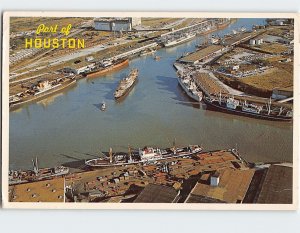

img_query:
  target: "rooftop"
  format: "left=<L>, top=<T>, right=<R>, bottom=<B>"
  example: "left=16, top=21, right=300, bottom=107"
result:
left=179, top=45, right=224, bottom=63
left=134, top=183, right=178, bottom=203
left=257, top=164, right=293, bottom=204
left=188, top=168, right=255, bottom=203
left=94, top=17, right=131, bottom=23
left=224, top=32, right=254, bottom=46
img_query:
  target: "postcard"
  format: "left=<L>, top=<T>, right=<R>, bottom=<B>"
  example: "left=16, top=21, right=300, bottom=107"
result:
left=2, top=12, right=298, bottom=209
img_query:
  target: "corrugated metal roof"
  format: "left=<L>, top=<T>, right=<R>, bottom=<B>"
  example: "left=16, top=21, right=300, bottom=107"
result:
left=257, top=164, right=292, bottom=204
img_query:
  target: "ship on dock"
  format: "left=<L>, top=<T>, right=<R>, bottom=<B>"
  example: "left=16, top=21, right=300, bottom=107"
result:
left=9, top=76, right=76, bottom=111
left=176, top=70, right=203, bottom=102
left=163, top=32, right=196, bottom=48
left=114, top=68, right=138, bottom=99
left=84, top=58, right=129, bottom=78
left=203, top=93, right=293, bottom=121
left=85, top=145, right=202, bottom=168
left=9, top=157, right=69, bottom=185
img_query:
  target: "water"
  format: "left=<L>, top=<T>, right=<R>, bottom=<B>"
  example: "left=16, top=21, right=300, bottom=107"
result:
left=9, top=18, right=293, bottom=170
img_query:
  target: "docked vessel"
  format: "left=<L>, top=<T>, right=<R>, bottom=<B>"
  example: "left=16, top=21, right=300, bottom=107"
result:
left=114, top=68, right=138, bottom=99
left=163, top=32, right=196, bottom=48
left=203, top=93, right=293, bottom=121
left=176, top=71, right=203, bottom=102
left=9, top=76, right=76, bottom=111
left=139, top=48, right=156, bottom=56
left=85, top=145, right=202, bottom=168
left=9, top=157, right=69, bottom=185
left=84, top=58, right=129, bottom=78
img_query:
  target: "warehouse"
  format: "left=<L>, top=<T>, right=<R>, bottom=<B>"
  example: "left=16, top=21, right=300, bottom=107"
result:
left=179, top=45, right=225, bottom=64
left=94, top=17, right=141, bottom=31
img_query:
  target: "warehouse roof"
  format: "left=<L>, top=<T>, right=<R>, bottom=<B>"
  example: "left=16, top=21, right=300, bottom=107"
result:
left=189, top=168, right=255, bottom=203
left=134, top=184, right=178, bottom=203
left=257, top=164, right=293, bottom=204
left=179, top=45, right=224, bottom=63
left=224, top=32, right=254, bottom=46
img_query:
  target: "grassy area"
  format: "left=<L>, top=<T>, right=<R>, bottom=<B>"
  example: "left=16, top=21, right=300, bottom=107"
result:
left=141, top=18, right=179, bottom=27
left=10, top=17, right=91, bottom=33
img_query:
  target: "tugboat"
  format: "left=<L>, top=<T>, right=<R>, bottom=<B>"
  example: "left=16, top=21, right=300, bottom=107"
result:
left=101, top=101, right=106, bottom=111
left=114, top=68, right=138, bottom=99
left=85, top=144, right=202, bottom=168
left=154, top=56, right=161, bottom=61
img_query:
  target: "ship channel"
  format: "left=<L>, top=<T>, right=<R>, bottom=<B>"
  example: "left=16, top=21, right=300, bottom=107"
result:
left=9, top=18, right=293, bottom=170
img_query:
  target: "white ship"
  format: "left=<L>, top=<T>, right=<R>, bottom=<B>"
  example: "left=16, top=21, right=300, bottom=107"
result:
left=176, top=71, right=203, bottom=102
left=85, top=145, right=202, bottom=168
left=163, top=32, right=196, bottom=48
left=114, top=69, right=138, bottom=99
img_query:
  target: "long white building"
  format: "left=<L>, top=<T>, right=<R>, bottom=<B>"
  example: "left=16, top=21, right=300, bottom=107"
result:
left=94, top=17, right=141, bottom=31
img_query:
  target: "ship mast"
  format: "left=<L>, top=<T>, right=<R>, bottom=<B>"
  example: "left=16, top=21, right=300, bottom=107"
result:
left=128, top=145, right=133, bottom=162
left=32, top=157, right=39, bottom=175
left=267, top=97, right=272, bottom=115
left=109, top=147, right=113, bottom=164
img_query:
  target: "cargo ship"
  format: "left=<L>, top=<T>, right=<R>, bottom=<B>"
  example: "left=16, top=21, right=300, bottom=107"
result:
left=84, top=58, right=129, bottom=78
left=163, top=32, right=196, bottom=48
left=9, top=157, right=69, bottom=185
left=203, top=93, right=293, bottom=121
left=177, top=71, right=203, bottom=102
left=85, top=145, right=202, bottom=168
left=9, top=76, right=76, bottom=111
left=114, top=68, right=138, bottom=99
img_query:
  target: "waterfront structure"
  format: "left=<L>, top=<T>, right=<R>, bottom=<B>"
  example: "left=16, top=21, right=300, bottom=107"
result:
left=64, top=59, right=95, bottom=74
left=179, top=45, right=225, bottom=64
left=185, top=168, right=255, bottom=203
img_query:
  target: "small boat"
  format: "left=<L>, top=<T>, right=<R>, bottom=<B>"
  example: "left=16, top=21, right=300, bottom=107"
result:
left=101, top=101, right=106, bottom=111
left=154, top=56, right=161, bottom=61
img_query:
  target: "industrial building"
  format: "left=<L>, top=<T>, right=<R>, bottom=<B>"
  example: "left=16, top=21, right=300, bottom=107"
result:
left=94, top=17, right=141, bottom=31
left=249, top=37, right=264, bottom=45
left=256, top=164, right=293, bottom=204
left=185, top=168, right=255, bottom=203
